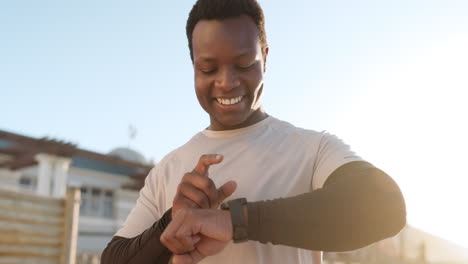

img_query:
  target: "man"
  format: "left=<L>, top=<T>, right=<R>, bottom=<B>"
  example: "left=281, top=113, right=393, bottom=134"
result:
left=101, top=0, right=406, bottom=263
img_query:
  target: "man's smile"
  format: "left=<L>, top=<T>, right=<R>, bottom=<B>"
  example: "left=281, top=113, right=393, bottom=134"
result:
left=215, top=95, right=244, bottom=106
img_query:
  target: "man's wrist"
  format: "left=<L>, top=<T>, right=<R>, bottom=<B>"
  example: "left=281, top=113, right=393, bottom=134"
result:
left=221, top=198, right=249, bottom=243
left=220, top=209, right=233, bottom=240
left=159, top=208, right=173, bottom=230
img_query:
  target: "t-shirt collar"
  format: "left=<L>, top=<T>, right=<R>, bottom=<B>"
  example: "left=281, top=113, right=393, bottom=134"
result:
left=201, top=116, right=273, bottom=138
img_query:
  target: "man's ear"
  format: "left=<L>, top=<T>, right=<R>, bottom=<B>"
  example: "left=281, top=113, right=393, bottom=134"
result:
left=263, top=46, right=269, bottom=72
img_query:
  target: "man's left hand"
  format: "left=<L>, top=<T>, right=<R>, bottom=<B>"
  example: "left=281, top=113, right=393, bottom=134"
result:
left=161, top=208, right=233, bottom=264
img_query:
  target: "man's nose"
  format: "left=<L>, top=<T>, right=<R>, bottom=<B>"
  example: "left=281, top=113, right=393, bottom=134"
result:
left=215, top=67, right=240, bottom=91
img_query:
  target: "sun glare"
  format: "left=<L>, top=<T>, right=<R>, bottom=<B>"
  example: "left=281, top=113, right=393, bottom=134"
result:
left=335, top=35, right=468, bottom=248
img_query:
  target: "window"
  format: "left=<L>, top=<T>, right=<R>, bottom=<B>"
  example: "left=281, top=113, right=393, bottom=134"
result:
left=80, top=187, right=88, bottom=214
left=103, top=191, right=113, bottom=218
left=90, top=188, right=101, bottom=216
left=19, top=176, right=36, bottom=191
left=19, top=177, right=31, bottom=186
left=80, top=186, right=114, bottom=218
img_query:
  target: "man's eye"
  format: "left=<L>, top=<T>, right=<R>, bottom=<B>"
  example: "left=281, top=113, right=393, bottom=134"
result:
left=237, top=63, right=254, bottom=71
left=200, top=69, right=216, bottom=74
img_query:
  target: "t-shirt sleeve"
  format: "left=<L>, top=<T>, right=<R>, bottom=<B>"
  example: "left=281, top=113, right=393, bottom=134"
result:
left=311, top=132, right=363, bottom=190
left=114, top=165, right=166, bottom=238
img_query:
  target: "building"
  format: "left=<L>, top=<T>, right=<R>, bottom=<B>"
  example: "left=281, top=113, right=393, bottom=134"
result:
left=324, top=223, right=468, bottom=264
left=0, top=130, right=151, bottom=255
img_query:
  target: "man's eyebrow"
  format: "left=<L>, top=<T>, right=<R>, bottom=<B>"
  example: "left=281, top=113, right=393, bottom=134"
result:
left=195, top=50, right=255, bottom=63
left=196, top=57, right=215, bottom=62
left=234, top=51, right=254, bottom=59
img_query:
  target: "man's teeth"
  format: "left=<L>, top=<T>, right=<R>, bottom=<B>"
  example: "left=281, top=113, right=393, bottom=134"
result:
left=216, top=96, right=243, bottom=105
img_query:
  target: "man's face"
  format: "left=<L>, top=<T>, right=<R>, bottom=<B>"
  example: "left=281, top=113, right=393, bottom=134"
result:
left=192, top=15, right=268, bottom=131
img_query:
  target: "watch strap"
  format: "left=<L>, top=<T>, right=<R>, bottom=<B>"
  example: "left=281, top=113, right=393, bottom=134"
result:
left=222, top=198, right=248, bottom=243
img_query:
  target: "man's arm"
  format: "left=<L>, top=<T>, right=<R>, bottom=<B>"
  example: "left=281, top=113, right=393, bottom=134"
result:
left=162, top=161, right=407, bottom=262
left=101, top=209, right=173, bottom=264
left=101, top=154, right=236, bottom=264
left=247, top=161, right=406, bottom=251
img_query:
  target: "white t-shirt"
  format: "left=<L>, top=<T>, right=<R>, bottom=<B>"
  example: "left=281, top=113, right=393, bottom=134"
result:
left=116, top=116, right=362, bottom=264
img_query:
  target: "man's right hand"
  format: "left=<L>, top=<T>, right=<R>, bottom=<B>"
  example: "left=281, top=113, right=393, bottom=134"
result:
left=172, top=154, right=237, bottom=218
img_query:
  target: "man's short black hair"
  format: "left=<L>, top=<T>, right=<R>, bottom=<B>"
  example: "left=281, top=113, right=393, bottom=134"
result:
left=186, top=0, right=268, bottom=62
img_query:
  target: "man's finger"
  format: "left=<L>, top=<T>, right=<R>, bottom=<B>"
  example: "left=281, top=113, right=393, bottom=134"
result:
left=161, top=232, right=190, bottom=255
left=192, top=154, right=223, bottom=176
left=172, top=254, right=191, bottom=264
left=172, top=195, right=198, bottom=218
left=175, top=231, right=200, bottom=254
left=172, top=248, right=205, bottom=264
left=214, top=181, right=237, bottom=207
left=188, top=246, right=207, bottom=263
left=182, top=173, right=218, bottom=205
left=178, top=183, right=210, bottom=209
left=163, top=209, right=197, bottom=254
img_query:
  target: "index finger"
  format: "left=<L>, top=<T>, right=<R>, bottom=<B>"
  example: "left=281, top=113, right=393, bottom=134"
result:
left=192, top=154, right=223, bottom=176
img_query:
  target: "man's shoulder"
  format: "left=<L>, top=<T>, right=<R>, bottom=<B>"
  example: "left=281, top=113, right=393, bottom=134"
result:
left=268, top=116, right=323, bottom=140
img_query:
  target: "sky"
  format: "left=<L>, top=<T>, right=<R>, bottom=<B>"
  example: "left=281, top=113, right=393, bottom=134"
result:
left=1, top=0, right=468, bottom=249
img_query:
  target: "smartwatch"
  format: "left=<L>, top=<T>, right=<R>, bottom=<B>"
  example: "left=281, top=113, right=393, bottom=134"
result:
left=221, top=198, right=248, bottom=243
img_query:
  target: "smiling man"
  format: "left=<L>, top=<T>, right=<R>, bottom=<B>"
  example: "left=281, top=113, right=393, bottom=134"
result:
left=191, top=14, right=268, bottom=131
left=101, top=1, right=406, bottom=264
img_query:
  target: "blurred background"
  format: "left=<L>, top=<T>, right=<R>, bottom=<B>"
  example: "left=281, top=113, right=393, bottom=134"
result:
left=1, top=0, right=467, bottom=263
